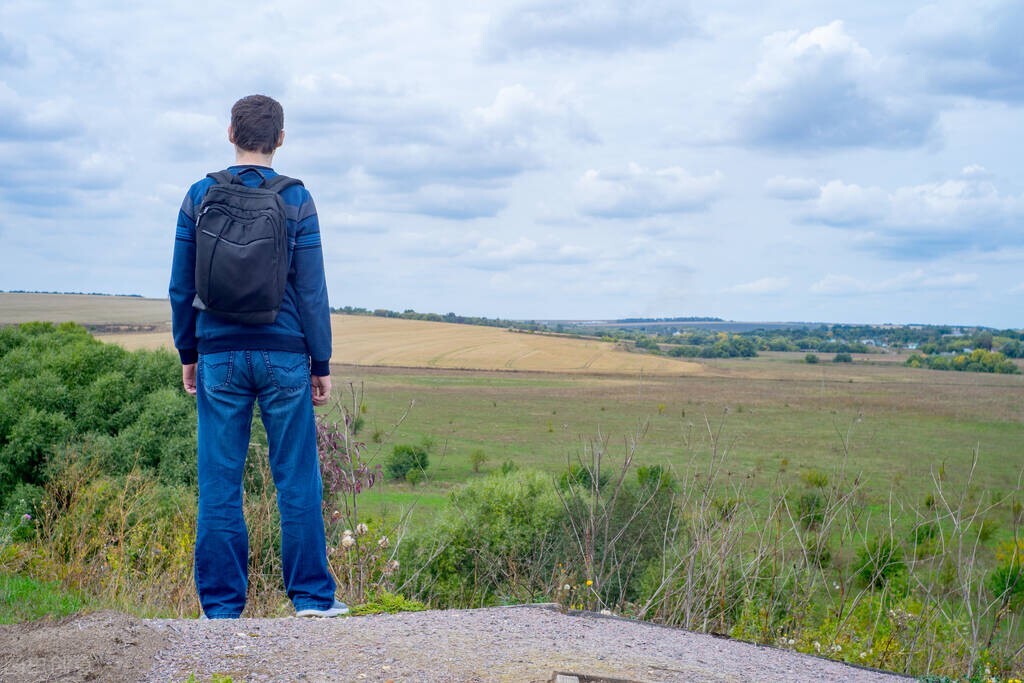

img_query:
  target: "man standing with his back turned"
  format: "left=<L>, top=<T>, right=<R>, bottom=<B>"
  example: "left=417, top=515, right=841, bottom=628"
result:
left=169, top=94, right=346, bottom=619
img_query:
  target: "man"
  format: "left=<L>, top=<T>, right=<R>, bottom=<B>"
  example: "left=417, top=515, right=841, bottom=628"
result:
left=170, top=94, right=346, bottom=618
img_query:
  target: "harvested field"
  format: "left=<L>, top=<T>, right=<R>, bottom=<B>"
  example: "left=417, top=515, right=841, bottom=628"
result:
left=0, top=293, right=170, bottom=329
left=96, top=316, right=703, bottom=376
left=328, top=316, right=701, bottom=375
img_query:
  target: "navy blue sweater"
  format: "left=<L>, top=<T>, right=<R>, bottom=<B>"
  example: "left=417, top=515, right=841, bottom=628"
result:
left=169, top=166, right=332, bottom=377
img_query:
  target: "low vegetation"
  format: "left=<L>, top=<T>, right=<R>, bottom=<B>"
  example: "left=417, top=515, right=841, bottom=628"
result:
left=1, top=320, right=1022, bottom=680
left=906, top=349, right=1020, bottom=374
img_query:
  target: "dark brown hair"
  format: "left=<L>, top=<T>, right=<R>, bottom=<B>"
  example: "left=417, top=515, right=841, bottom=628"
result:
left=230, top=95, right=284, bottom=154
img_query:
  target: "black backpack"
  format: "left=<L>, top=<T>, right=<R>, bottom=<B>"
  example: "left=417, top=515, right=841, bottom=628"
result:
left=192, top=169, right=303, bottom=324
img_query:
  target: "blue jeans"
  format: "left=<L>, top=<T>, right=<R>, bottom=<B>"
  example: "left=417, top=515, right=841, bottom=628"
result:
left=195, top=350, right=335, bottom=618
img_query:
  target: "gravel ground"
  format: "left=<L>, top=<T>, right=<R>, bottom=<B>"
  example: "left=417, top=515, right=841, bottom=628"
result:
left=139, top=604, right=915, bottom=683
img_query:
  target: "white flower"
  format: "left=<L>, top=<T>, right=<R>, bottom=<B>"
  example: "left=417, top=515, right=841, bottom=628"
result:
left=377, top=536, right=390, bottom=549
left=787, top=639, right=795, bottom=646
left=343, top=529, right=353, bottom=537
left=600, top=609, right=612, bottom=616
left=813, top=641, right=821, bottom=653
left=563, top=584, right=571, bottom=591
left=356, top=523, right=369, bottom=536
left=341, top=535, right=355, bottom=549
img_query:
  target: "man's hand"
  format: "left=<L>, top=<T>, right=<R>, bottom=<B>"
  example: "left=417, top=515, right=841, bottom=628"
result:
left=311, top=375, right=331, bottom=406
left=182, top=363, right=197, bottom=396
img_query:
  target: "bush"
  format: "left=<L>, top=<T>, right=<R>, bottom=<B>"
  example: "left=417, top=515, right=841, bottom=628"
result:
left=557, top=462, right=610, bottom=491
left=398, top=469, right=569, bottom=606
left=0, top=323, right=197, bottom=495
left=387, top=443, right=429, bottom=481
left=796, top=491, right=825, bottom=530
left=833, top=352, right=853, bottom=363
left=0, top=409, right=74, bottom=500
left=804, top=354, right=819, bottom=364
left=469, top=449, right=488, bottom=473
left=857, top=536, right=906, bottom=588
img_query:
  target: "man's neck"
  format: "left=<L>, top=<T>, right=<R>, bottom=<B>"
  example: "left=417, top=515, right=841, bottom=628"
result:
left=234, top=148, right=275, bottom=167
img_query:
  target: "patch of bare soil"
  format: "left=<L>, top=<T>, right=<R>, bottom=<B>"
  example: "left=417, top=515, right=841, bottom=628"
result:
left=0, top=611, right=166, bottom=683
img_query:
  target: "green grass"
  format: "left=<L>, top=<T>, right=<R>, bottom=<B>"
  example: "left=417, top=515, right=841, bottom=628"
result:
left=0, top=573, right=88, bottom=623
left=335, top=361, right=1024, bottom=528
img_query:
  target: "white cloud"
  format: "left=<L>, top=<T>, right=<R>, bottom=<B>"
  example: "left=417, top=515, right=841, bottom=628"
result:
left=481, top=0, right=698, bottom=60
left=576, top=163, right=723, bottom=218
left=727, top=277, right=790, bottom=294
left=802, top=180, right=889, bottom=226
left=399, top=184, right=507, bottom=220
left=468, top=84, right=597, bottom=144
left=735, top=21, right=936, bottom=149
left=811, top=269, right=978, bottom=295
left=764, top=176, right=820, bottom=200
left=780, top=168, right=1024, bottom=257
left=907, top=0, right=1024, bottom=102
left=0, top=82, right=81, bottom=141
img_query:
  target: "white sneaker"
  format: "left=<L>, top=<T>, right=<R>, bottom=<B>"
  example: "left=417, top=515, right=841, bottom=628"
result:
left=296, top=599, right=350, bottom=617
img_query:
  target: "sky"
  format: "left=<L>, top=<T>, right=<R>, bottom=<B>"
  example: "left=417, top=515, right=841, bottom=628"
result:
left=1, top=1, right=1022, bottom=328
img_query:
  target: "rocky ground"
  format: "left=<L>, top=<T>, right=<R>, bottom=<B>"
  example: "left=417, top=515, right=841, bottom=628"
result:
left=0, top=605, right=914, bottom=683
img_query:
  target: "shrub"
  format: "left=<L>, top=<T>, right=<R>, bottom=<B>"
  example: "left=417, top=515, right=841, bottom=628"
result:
left=636, top=464, right=675, bottom=492
left=0, top=409, right=74, bottom=500
left=557, top=462, right=610, bottom=491
left=111, top=387, right=197, bottom=484
left=398, top=469, right=569, bottom=606
left=856, top=536, right=906, bottom=588
left=386, top=443, right=429, bottom=481
left=805, top=354, right=819, bottom=364
left=800, top=469, right=829, bottom=489
left=469, top=449, right=488, bottom=473
left=833, top=352, right=853, bottom=363
left=796, top=491, right=825, bottom=530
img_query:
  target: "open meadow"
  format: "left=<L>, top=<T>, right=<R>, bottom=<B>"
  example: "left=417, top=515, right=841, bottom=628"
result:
left=3, top=294, right=1023, bottom=677
left=5, top=292, right=1022, bottom=527
left=61, top=294, right=1021, bottom=522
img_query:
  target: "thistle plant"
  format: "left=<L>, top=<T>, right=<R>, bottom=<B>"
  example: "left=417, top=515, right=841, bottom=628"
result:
left=316, top=382, right=411, bottom=605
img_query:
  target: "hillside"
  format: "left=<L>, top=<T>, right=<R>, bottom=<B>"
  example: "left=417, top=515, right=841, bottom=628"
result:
left=0, top=293, right=701, bottom=376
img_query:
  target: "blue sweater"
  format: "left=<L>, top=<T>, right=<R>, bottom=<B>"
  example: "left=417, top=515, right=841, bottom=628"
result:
left=169, top=165, right=332, bottom=377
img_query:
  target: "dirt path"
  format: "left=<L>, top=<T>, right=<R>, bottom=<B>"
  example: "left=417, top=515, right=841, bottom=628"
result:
left=1, top=605, right=913, bottom=682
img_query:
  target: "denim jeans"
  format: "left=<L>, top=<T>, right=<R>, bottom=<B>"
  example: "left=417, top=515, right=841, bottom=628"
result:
left=195, top=350, right=335, bottom=618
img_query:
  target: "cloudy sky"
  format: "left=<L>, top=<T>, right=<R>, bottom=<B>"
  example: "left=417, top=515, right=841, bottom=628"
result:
left=1, top=1, right=1022, bottom=327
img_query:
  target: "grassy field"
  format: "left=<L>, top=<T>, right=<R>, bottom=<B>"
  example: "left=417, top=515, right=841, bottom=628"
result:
left=335, top=360, right=1024, bottom=524
left=6, top=293, right=1023, bottom=526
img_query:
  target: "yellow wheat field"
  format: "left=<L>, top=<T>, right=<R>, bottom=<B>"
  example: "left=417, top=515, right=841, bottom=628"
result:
left=328, top=316, right=701, bottom=375
left=98, top=316, right=701, bottom=376
left=1, top=294, right=701, bottom=376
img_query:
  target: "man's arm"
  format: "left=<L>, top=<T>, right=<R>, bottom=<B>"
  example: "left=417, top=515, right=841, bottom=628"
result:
left=290, top=190, right=333, bottom=378
left=170, top=192, right=200, bottom=370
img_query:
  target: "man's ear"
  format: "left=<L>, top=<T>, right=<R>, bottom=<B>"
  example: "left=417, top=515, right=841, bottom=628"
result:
left=276, top=129, right=285, bottom=149
left=227, top=125, right=236, bottom=144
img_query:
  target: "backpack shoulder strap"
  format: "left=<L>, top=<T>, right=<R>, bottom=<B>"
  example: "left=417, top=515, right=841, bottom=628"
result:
left=206, top=170, right=240, bottom=185
left=263, top=174, right=304, bottom=193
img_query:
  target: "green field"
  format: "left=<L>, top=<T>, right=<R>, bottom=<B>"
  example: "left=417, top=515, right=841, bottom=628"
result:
left=3, top=300, right=1023, bottom=675
left=336, top=359, right=1024, bottom=528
